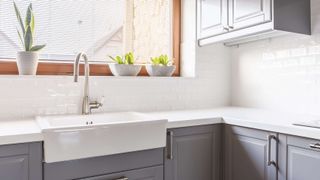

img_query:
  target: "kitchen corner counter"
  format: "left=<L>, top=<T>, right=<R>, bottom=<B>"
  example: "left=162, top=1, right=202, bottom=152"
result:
left=148, top=107, right=320, bottom=140
left=1, top=107, right=320, bottom=146
left=0, top=120, right=43, bottom=145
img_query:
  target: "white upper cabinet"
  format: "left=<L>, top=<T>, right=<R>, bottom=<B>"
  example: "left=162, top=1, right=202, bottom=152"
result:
left=197, top=0, right=228, bottom=39
left=197, top=0, right=311, bottom=46
left=228, top=0, right=272, bottom=30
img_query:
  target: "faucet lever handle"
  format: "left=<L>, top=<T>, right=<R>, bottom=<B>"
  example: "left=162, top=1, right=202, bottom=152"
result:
left=99, top=96, right=105, bottom=106
left=89, top=96, right=104, bottom=113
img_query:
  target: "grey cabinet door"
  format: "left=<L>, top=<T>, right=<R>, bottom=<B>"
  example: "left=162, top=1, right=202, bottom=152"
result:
left=0, top=155, right=28, bottom=180
left=197, top=0, right=228, bottom=39
left=165, top=125, right=222, bottom=180
left=228, top=0, right=272, bottom=30
left=0, top=142, right=42, bottom=180
left=223, top=125, right=277, bottom=180
left=278, top=135, right=320, bottom=180
left=79, top=166, right=163, bottom=180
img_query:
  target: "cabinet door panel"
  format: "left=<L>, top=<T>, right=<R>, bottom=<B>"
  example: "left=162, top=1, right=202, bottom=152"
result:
left=228, top=0, right=272, bottom=29
left=0, top=142, right=42, bottom=180
left=197, top=0, right=228, bottom=39
left=175, top=133, right=213, bottom=180
left=279, top=135, right=320, bottom=180
left=224, top=125, right=277, bottom=180
left=287, top=147, right=320, bottom=180
left=0, top=155, right=28, bottom=180
left=165, top=125, right=221, bottom=180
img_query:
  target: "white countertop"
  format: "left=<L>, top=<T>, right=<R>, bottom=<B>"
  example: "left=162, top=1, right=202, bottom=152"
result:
left=1, top=107, right=320, bottom=145
left=149, top=107, right=320, bottom=140
left=0, top=120, right=43, bottom=145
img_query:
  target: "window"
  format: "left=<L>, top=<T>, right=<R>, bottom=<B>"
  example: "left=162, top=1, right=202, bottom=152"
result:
left=0, top=0, right=180, bottom=76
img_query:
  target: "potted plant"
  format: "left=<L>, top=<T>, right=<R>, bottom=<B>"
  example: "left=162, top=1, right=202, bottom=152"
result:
left=14, top=2, right=46, bottom=75
left=146, top=55, right=176, bottom=77
left=108, top=52, right=142, bottom=76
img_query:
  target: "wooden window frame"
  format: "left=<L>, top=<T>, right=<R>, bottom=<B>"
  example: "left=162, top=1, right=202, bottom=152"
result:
left=0, top=0, right=181, bottom=76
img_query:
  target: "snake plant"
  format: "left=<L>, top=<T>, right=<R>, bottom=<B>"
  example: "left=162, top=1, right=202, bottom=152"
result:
left=14, top=2, right=45, bottom=52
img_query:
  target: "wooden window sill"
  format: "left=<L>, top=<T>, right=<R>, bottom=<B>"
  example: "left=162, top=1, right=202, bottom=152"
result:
left=0, top=60, right=180, bottom=77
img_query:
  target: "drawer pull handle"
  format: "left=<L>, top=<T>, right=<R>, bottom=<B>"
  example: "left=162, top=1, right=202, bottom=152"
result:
left=310, top=143, right=320, bottom=149
left=267, top=135, right=278, bottom=167
left=113, top=177, right=128, bottom=180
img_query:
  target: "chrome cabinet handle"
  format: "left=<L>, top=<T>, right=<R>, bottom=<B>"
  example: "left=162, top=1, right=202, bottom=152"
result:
left=223, top=26, right=229, bottom=31
left=228, top=25, right=234, bottom=29
left=113, top=177, right=128, bottom=180
left=166, top=131, right=173, bottom=160
left=267, top=135, right=277, bottom=167
left=310, top=143, right=320, bottom=150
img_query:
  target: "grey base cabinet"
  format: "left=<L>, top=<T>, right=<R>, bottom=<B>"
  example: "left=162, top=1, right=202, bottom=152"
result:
left=279, top=135, right=320, bottom=180
left=79, top=166, right=163, bottom=180
left=0, top=142, right=42, bottom=180
left=223, top=125, right=277, bottom=180
left=165, top=125, right=222, bottom=180
left=44, top=148, right=163, bottom=180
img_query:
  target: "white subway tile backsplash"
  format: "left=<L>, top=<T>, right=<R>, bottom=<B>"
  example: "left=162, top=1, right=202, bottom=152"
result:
left=0, top=44, right=231, bottom=120
left=231, top=0, right=320, bottom=116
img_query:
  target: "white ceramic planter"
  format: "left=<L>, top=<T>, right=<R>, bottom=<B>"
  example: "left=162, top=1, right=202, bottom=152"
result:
left=109, top=64, right=142, bottom=76
left=16, top=51, right=39, bottom=75
left=146, top=65, right=176, bottom=77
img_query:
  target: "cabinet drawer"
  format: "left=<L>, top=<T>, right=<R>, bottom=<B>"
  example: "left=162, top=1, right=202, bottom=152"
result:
left=287, top=136, right=320, bottom=152
left=44, top=148, right=163, bottom=180
left=79, top=166, right=163, bottom=180
left=0, top=143, right=29, bottom=157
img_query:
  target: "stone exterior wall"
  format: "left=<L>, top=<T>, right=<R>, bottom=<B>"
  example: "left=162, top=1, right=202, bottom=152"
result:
left=125, top=0, right=170, bottom=63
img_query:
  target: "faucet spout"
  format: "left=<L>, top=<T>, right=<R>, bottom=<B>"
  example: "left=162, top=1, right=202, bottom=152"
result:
left=73, top=52, right=93, bottom=115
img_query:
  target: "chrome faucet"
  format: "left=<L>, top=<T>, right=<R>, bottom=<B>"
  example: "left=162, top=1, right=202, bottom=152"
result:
left=74, top=52, right=103, bottom=115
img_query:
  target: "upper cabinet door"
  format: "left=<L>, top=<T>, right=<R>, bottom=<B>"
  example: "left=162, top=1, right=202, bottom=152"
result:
left=197, top=0, right=228, bottom=39
left=228, top=0, right=272, bottom=30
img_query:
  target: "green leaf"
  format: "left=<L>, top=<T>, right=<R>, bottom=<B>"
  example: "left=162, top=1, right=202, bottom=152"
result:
left=30, top=44, right=45, bottom=51
left=13, top=1, right=25, bottom=35
left=151, top=54, right=171, bottom=66
left=116, top=56, right=124, bottom=64
left=25, top=4, right=33, bottom=27
left=30, top=12, right=35, bottom=34
left=24, top=26, right=33, bottom=51
left=108, top=55, right=116, bottom=61
left=151, top=57, right=160, bottom=65
left=109, top=55, right=124, bottom=64
left=17, top=29, right=24, bottom=48
left=125, top=52, right=135, bottom=64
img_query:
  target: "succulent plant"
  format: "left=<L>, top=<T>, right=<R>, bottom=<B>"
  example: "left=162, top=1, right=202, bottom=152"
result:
left=14, top=2, right=46, bottom=52
left=109, top=52, right=135, bottom=65
left=151, top=55, right=171, bottom=66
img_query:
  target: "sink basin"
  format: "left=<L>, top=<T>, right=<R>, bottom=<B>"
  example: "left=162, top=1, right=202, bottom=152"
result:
left=37, top=112, right=168, bottom=163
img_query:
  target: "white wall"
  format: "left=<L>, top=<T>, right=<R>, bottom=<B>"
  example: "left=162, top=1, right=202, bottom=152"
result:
left=0, top=43, right=230, bottom=120
left=231, top=0, right=320, bottom=115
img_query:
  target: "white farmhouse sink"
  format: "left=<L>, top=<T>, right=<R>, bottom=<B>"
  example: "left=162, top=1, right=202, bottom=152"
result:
left=37, top=112, right=168, bottom=163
